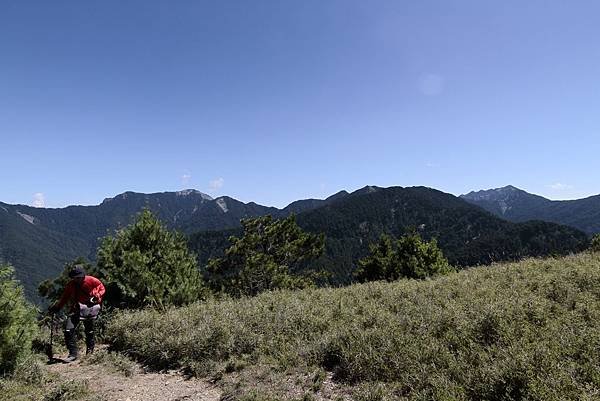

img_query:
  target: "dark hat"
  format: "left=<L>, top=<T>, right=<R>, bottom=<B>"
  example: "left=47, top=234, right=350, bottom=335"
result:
left=68, top=265, right=86, bottom=278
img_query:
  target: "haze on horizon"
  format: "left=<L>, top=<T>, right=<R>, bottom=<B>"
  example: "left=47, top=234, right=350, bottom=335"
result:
left=1, top=1, right=599, bottom=208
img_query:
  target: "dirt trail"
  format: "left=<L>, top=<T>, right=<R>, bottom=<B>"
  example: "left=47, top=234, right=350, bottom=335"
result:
left=48, top=350, right=221, bottom=401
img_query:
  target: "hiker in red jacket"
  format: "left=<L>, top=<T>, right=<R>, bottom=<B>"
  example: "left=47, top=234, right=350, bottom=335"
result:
left=48, top=265, right=105, bottom=362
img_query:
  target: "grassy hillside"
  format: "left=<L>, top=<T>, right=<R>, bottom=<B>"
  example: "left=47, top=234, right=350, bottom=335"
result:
left=107, top=252, right=600, bottom=400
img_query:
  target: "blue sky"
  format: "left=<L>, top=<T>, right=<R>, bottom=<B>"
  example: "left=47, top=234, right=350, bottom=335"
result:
left=1, top=1, right=599, bottom=208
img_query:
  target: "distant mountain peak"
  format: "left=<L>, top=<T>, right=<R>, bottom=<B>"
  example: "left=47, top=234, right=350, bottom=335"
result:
left=364, top=185, right=380, bottom=192
left=460, top=186, right=551, bottom=217
left=458, top=185, right=597, bottom=232
left=461, top=185, right=527, bottom=201
left=353, top=185, right=383, bottom=196
left=102, top=189, right=213, bottom=204
left=325, top=190, right=349, bottom=202
left=176, top=189, right=213, bottom=200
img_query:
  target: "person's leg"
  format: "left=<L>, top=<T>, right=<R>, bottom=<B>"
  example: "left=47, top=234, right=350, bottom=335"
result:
left=64, top=314, right=80, bottom=362
left=83, top=318, right=95, bottom=355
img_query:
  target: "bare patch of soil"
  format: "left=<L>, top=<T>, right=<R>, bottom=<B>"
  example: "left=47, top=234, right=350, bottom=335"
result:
left=48, top=350, right=221, bottom=401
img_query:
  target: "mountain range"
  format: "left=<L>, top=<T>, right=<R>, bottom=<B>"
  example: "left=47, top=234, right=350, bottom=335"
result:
left=1, top=185, right=594, bottom=301
left=191, top=186, right=590, bottom=285
left=0, top=188, right=349, bottom=299
left=461, top=185, right=600, bottom=234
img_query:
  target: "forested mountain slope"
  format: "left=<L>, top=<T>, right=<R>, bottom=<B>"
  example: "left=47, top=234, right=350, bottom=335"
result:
left=191, top=186, right=589, bottom=284
left=462, top=185, right=600, bottom=234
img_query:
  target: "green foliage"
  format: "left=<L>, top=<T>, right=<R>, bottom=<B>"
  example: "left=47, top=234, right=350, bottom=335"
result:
left=206, top=215, right=325, bottom=297
left=355, top=233, right=453, bottom=282
left=108, top=253, right=600, bottom=400
left=0, top=265, right=38, bottom=376
left=591, top=234, right=600, bottom=253
left=97, top=209, right=208, bottom=309
left=0, top=357, right=48, bottom=401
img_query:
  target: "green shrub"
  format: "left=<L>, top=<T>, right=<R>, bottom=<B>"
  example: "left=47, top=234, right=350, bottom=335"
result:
left=42, top=379, right=89, bottom=401
left=355, top=233, right=453, bottom=282
left=97, top=209, right=209, bottom=309
left=0, top=357, right=48, bottom=401
left=0, top=265, right=38, bottom=376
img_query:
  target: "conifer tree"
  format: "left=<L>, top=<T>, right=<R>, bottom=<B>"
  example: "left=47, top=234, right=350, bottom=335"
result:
left=356, top=233, right=453, bottom=282
left=0, top=265, right=38, bottom=375
left=206, top=215, right=325, bottom=297
left=97, top=209, right=208, bottom=309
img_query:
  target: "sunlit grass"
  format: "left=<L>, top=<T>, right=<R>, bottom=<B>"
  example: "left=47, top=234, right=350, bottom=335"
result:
left=107, top=253, right=600, bottom=400
left=0, top=356, right=94, bottom=401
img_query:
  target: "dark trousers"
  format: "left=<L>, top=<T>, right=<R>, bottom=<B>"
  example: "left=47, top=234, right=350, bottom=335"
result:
left=64, top=313, right=95, bottom=356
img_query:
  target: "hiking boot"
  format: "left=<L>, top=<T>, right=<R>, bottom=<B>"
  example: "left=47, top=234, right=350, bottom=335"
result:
left=64, top=355, right=78, bottom=363
left=85, top=329, right=95, bottom=355
left=64, top=330, right=78, bottom=361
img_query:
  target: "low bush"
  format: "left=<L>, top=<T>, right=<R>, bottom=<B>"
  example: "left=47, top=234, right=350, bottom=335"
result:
left=107, top=253, right=600, bottom=400
left=83, top=349, right=138, bottom=377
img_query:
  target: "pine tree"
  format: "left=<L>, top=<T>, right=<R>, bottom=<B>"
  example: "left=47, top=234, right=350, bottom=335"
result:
left=206, top=215, right=325, bottom=297
left=97, top=209, right=208, bottom=309
left=356, top=233, right=453, bottom=282
left=0, top=265, right=38, bottom=375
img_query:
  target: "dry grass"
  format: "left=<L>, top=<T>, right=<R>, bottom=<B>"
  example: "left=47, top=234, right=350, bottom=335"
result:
left=107, top=253, right=600, bottom=400
left=0, top=356, right=97, bottom=401
left=82, top=348, right=138, bottom=377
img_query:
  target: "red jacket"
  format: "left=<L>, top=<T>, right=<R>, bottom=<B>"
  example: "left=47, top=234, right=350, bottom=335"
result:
left=56, top=275, right=105, bottom=311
